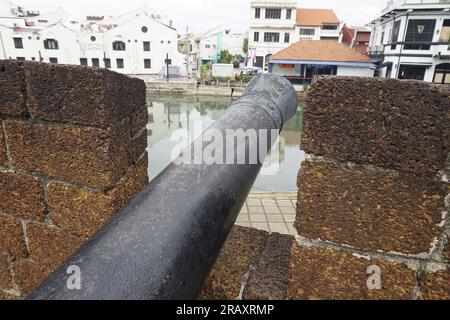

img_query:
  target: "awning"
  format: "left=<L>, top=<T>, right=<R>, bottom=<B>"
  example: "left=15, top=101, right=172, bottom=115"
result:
left=270, top=59, right=374, bottom=68
left=378, top=61, right=393, bottom=69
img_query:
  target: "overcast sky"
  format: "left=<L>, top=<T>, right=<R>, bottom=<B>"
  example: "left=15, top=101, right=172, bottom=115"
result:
left=13, top=0, right=386, bottom=33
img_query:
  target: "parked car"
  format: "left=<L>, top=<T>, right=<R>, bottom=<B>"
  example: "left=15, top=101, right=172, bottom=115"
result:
left=240, top=66, right=263, bottom=76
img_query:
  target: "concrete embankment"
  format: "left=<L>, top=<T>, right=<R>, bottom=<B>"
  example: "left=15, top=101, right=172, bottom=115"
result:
left=146, top=81, right=306, bottom=100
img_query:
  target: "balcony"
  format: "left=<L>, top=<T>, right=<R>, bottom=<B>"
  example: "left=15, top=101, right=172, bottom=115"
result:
left=369, top=44, right=385, bottom=57
left=320, top=29, right=340, bottom=37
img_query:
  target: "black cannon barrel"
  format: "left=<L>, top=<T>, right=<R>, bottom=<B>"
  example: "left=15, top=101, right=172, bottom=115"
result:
left=28, top=74, right=298, bottom=300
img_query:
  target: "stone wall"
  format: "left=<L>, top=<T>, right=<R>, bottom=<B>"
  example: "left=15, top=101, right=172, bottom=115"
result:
left=201, top=76, right=450, bottom=300
left=0, top=60, right=149, bottom=299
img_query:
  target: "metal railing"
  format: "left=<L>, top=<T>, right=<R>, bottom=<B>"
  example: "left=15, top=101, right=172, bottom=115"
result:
left=27, top=74, right=298, bottom=300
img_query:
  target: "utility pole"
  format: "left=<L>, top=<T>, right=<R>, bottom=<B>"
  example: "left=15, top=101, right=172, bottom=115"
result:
left=166, top=52, right=170, bottom=83
left=186, top=25, right=190, bottom=79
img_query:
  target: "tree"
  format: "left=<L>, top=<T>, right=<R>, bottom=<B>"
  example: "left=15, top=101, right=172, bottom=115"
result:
left=232, top=55, right=244, bottom=68
left=218, top=50, right=233, bottom=64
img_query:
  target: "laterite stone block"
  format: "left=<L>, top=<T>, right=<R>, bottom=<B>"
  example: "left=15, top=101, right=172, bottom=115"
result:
left=26, top=223, right=83, bottom=270
left=11, top=258, right=51, bottom=296
left=302, top=76, right=450, bottom=174
left=0, top=60, right=27, bottom=117
left=4, top=120, right=132, bottom=190
left=25, top=62, right=146, bottom=128
left=288, top=244, right=417, bottom=300
left=199, top=226, right=268, bottom=300
left=443, top=237, right=450, bottom=262
left=243, top=233, right=293, bottom=300
left=418, top=269, right=450, bottom=300
left=131, top=106, right=149, bottom=138
left=0, top=254, right=12, bottom=290
left=0, top=215, right=27, bottom=257
left=295, top=161, right=447, bottom=255
left=0, top=126, right=6, bottom=166
left=48, top=155, right=149, bottom=238
left=0, top=171, right=45, bottom=221
left=131, top=130, right=148, bottom=165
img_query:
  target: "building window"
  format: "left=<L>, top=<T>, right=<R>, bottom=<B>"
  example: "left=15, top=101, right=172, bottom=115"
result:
left=254, top=32, right=259, bottom=42
left=104, top=58, right=111, bottom=69
left=205, top=44, right=211, bottom=48
left=80, top=58, right=88, bottom=66
left=284, top=33, right=290, bottom=43
left=44, top=39, right=59, bottom=50
left=13, top=38, right=23, bottom=49
left=116, top=58, right=124, bottom=69
left=16, top=57, right=25, bottom=60
left=300, top=28, right=315, bottom=36
left=264, top=32, right=280, bottom=42
left=286, top=9, right=292, bottom=20
left=49, top=58, right=58, bottom=64
left=404, top=19, right=436, bottom=50
left=255, top=8, right=261, bottom=19
left=265, top=8, right=281, bottom=19
left=143, top=41, right=151, bottom=51
left=398, top=64, right=426, bottom=80
left=189, top=44, right=193, bottom=52
left=142, top=26, right=148, bottom=33
left=439, top=20, right=450, bottom=42
left=91, top=36, right=96, bottom=42
left=112, top=41, right=126, bottom=51
left=92, top=58, right=100, bottom=67
left=144, top=59, right=151, bottom=69
left=433, top=63, right=450, bottom=84
left=391, top=20, right=401, bottom=50
left=322, top=25, right=338, bottom=30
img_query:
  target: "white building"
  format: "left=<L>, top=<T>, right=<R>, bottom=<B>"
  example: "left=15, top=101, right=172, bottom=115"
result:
left=369, top=0, right=450, bottom=83
left=0, top=2, right=184, bottom=80
left=248, top=0, right=343, bottom=68
left=182, top=26, right=246, bottom=73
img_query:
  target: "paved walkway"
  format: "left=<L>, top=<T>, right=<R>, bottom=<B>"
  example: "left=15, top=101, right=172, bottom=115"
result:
left=236, top=193, right=297, bottom=235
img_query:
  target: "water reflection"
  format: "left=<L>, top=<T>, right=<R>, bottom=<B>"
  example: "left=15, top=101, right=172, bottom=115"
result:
left=146, top=95, right=305, bottom=192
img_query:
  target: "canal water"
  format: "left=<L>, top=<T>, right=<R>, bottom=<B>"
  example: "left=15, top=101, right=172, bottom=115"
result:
left=146, top=95, right=305, bottom=193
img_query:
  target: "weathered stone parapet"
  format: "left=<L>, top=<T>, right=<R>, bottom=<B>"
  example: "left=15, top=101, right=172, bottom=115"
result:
left=293, top=76, right=450, bottom=300
left=302, top=76, right=450, bottom=174
left=0, top=60, right=149, bottom=299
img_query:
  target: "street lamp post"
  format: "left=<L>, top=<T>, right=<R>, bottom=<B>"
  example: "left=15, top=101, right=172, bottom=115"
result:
left=166, top=52, right=170, bottom=83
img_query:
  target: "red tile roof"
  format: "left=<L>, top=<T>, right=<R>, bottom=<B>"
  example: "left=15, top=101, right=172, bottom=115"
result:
left=271, top=40, right=370, bottom=63
left=296, top=9, right=340, bottom=26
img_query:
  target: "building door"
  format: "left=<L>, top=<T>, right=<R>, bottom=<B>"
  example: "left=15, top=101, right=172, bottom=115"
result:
left=385, top=64, right=392, bottom=78
left=265, top=54, right=272, bottom=67
left=433, top=63, right=450, bottom=84
left=398, top=65, right=426, bottom=80
left=255, top=56, right=264, bottom=68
